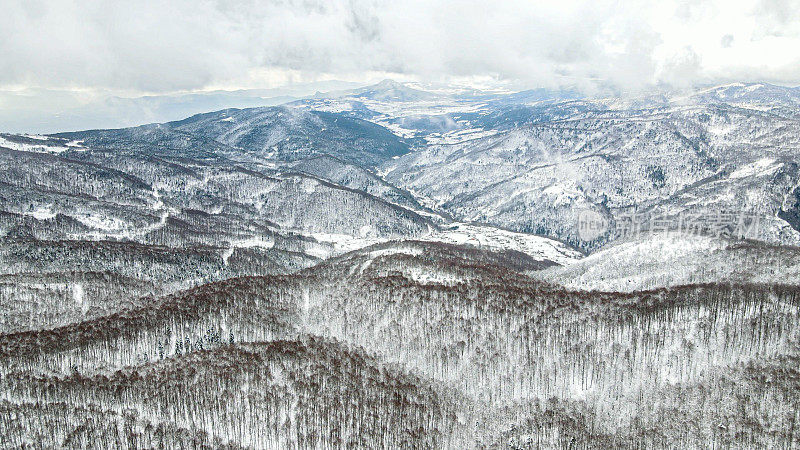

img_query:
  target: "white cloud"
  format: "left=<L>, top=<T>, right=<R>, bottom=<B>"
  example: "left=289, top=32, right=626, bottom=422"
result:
left=1, top=0, right=799, bottom=95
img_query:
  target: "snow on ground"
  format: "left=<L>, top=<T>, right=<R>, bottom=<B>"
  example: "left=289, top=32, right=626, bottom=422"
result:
left=423, top=128, right=499, bottom=145
left=306, top=95, right=493, bottom=144
left=222, top=237, right=276, bottom=265
left=537, top=233, right=722, bottom=291
left=150, top=188, right=164, bottom=211
left=536, top=231, right=800, bottom=291
left=74, top=213, right=129, bottom=233
left=541, top=182, right=583, bottom=207
left=300, top=222, right=583, bottom=265
left=304, top=233, right=386, bottom=259
left=0, top=134, right=88, bottom=153
left=728, top=158, right=780, bottom=179
left=63, top=205, right=171, bottom=242
left=359, top=98, right=488, bottom=118
left=0, top=136, right=69, bottom=154
left=705, top=122, right=738, bottom=136
left=72, top=283, right=88, bottom=314
left=20, top=205, right=57, bottom=220
left=391, top=265, right=463, bottom=285
left=426, top=223, right=583, bottom=265
left=364, top=246, right=425, bottom=259
left=316, top=222, right=583, bottom=283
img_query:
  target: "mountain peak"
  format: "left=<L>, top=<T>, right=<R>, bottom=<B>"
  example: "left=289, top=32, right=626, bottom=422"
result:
left=354, top=79, right=437, bottom=102
left=372, top=79, right=406, bottom=90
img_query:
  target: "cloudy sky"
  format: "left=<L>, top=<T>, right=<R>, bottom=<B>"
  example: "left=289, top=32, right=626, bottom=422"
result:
left=2, top=0, right=800, bottom=131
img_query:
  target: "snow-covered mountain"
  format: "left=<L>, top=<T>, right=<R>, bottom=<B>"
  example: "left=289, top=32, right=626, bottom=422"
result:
left=2, top=80, right=800, bottom=448
left=380, top=88, right=800, bottom=251
left=537, top=232, right=800, bottom=291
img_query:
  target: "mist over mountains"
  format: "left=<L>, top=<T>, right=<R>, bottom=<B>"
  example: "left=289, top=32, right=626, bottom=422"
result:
left=0, top=81, right=364, bottom=134
left=2, top=80, right=800, bottom=448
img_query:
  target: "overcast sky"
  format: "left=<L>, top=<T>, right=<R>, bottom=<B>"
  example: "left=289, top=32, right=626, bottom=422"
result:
left=2, top=0, right=800, bottom=131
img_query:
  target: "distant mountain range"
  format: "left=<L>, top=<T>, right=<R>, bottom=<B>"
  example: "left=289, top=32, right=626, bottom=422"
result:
left=0, top=80, right=364, bottom=134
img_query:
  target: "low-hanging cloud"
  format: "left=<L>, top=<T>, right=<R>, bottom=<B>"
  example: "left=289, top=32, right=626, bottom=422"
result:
left=1, top=0, right=800, bottom=95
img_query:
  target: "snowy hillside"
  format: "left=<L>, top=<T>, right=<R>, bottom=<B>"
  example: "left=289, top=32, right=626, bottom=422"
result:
left=537, top=232, right=800, bottom=291
left=2, top=80, right=800, bottom=448
left=382, top=92, right=800, bottom=251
